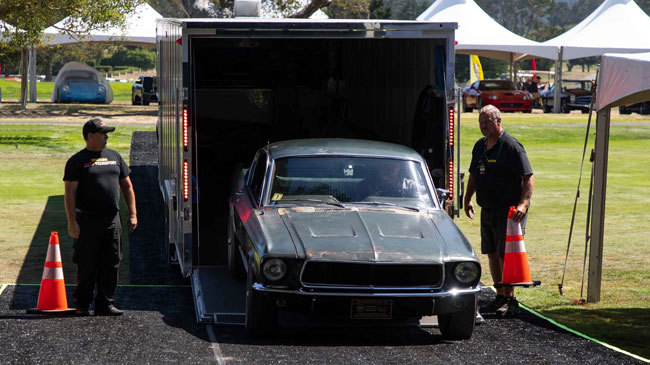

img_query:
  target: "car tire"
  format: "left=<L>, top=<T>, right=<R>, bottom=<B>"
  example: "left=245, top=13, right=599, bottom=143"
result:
left=462, top=98, right=473, bottom=113
left=543, top=104, right=552, bottom=113
left=438, top=293, right=477, bottom=340
left=619, top=107, right=631, bottom=115
left=143, top=96, right=150, bottom=106
left=227, top=207, right=245, bottom=279
left=132, top=94, right=138, bottom=105
left=561, top=99, right=569, bottom=114
left=245, top=258, right=277, bottom=334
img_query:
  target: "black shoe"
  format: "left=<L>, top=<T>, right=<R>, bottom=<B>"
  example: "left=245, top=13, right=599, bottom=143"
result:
left=75, top=308, right=90, bottom=316
left=496, top=297, right=520, bottom=318
left=94, top=305, right=123, bottom=316
left=479, top=295, right=506, bottom=314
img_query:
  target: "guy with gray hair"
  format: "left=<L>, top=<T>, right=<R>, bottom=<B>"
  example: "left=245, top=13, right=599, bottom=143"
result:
left=464, top=105, right=534, bottom=317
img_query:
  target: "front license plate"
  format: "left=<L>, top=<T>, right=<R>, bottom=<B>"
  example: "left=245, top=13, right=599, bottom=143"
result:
left=350, top=299, right=393, bottom=319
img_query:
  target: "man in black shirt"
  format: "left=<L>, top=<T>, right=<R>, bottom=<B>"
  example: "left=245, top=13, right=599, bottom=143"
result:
left=64, top=118, right=137, bottom=316
left=464, top=105, right=534, bottom=317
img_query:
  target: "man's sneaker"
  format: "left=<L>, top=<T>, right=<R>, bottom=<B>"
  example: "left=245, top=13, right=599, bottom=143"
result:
left=94, top=304, right=123, bottom=316
left=479, top=295, right=506, bottom=314
left=496, top=296, right=520, bottom=317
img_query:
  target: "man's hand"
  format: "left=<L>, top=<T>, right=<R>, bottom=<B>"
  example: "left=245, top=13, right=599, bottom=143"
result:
left=512, top=203, right=527, bottom=222
left=127, top=215, right=138, bottom=233
left=68, top=220, right=80, bottom=239
left=464, top=201, right=475, bottom=219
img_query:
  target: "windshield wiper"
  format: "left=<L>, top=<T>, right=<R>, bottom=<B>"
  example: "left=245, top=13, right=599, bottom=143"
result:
left=275, top=198, right=346, bottom=208
left=346, top=201, right=420, bottom=212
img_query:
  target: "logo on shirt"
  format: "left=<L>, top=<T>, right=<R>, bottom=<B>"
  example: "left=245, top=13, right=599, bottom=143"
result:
left=84, top=158, right=117, bottom=168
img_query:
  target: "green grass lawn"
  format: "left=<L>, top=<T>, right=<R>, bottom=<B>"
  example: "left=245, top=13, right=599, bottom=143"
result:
left=0, top=111, right=648, bottom=359
left=0, top=79, right=133, bottom=102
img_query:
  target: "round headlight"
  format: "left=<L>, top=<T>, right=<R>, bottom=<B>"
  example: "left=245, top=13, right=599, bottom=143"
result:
left=98, top=84, right=106, bottom=93
left=570, top=94, right=576, bottom=103
left=262, top=258, right=286, bottom=281
left=62, top=85, right=70, bottom=92
left=454, top=262, right=479, bottom=284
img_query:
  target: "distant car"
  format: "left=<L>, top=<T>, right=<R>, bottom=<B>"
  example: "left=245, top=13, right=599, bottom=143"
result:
left=462, top=80, right=532, bottom=113
left=619, top=101, right=650, bottom=115
left=228, top=138, right=481, bottom=339
left=540, top=79, right=593, bottom=114
left=131, top=76, right=158, bottom=105
left=52, top=67, right=110, bottom=104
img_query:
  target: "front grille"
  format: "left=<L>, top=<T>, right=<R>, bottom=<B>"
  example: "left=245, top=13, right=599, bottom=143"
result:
left=575, top=96, right=592, bottom=104
left=301, top=261, right=443, bottom=288
left=501, top=103, right=523, bottom=108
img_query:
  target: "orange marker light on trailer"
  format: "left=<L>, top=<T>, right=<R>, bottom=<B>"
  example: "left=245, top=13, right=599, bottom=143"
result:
left=183, top=160, right=189, bottom=201
left=448, top=106, right=455, bottom=147
left=183, top=107, right=189, bottom=150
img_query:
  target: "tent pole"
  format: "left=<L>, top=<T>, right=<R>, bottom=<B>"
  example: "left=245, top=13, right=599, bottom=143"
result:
left=28, top=46, right=37, bottom=103
left=553, top=47, right=563, bottom=113
left=510, top=53, right=515, bottom=82
left=588, top=106, right=610, bottom=303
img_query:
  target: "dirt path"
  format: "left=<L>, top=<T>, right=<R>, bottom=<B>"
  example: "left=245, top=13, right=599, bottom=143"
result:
left=0, top=102, right=157, bottom=125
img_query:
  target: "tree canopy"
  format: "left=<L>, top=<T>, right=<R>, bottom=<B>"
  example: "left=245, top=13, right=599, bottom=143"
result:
left=0, top=0, right=140, bottom=48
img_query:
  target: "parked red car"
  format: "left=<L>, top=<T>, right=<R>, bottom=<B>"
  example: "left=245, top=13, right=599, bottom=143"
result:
left=462, top=80, right=532, bottom=113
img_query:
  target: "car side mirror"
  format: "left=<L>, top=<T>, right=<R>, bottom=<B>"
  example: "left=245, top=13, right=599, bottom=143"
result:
left=436, top=188, right=449, bottom=203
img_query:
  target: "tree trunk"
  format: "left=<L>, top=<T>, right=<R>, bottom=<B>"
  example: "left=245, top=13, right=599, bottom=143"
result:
left=20, top=48, right=28, bottom=110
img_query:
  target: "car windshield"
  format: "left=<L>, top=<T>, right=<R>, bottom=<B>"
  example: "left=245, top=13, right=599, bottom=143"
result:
left=269, top=156, right=435, bottom=208
left=479, top=81, right=516, bottom=91
left=64, top=71, right=97, bottom=82
left=562, top=81, right=592, bottom=91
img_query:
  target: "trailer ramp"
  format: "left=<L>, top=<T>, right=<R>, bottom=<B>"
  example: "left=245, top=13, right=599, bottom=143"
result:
left=191, top=266, right=245, bottom=325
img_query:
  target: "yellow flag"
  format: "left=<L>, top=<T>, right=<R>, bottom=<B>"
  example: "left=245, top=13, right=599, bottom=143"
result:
left=470, top=55, right=484, bottom=83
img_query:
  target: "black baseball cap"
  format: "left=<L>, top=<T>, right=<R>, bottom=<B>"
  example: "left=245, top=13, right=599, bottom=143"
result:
left=83, top=118, right=115, bottom=139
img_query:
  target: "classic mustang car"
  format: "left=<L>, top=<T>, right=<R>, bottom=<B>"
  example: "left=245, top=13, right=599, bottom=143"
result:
left=462, top=79, right=532, bottom=113
left=228, top=139, right=481, bottom=339
left=540, top=79, right=593, bottom=113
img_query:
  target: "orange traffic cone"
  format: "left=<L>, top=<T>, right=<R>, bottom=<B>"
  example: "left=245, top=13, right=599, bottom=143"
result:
left=27, top=232, right=75, bottom=314
left=495, top=207, right=541, bottom=288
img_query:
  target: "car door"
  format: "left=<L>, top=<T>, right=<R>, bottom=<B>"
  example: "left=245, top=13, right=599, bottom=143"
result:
left=236, top=150, right=269, bottom=262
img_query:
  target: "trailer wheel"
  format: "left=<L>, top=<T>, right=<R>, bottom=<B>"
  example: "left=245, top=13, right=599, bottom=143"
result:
left=438, top=293, right=477, bottom=340
left=245, top=261, right=277, bottom=334
left=227, top=208, right=245, bottom=278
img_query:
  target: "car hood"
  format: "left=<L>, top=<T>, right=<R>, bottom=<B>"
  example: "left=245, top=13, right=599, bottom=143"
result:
left=482, top=90, right=529, bottom=100
left=268, top=206, right=474, bottom=262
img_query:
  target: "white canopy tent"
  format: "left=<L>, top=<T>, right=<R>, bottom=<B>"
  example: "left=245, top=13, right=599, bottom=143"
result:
left=417, top=0, right=558, bottom=62
left=43, top=2, right=161, bottom=47
left=586, top=52, right=650, bottom=302
left=543, top=0, right=650, bottom=61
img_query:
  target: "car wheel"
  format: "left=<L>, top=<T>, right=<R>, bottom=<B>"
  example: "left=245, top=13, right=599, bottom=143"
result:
left=143, top=96, right=150, bottom=106
left=227, top=207, right=245, bottom=279
left=245, top=258, right=277, bottom=334
left=543, top=103, right=552, bottom=113
left=561, top=99, right=569, bottom=113
left=438, top=293, right=477, bottom=340
left=619, top=107, right=631, bottom=115
left=132, top=93, right=138, bottom=105
left=462, top=98, right=473, bottom=113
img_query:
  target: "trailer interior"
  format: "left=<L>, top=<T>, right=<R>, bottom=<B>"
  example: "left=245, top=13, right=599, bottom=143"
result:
left=191, top=37, right=451, bottom=266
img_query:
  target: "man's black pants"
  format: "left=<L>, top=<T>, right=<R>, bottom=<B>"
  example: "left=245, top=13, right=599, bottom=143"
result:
left=73, top=212, right=122, bottom=310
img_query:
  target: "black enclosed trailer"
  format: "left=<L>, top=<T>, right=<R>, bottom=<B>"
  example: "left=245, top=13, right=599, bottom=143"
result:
left=156, top=18, right=459, bottom=324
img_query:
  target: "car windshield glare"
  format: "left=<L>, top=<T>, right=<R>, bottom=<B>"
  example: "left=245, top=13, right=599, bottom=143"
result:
left=479, top=81, right=515, bottom=91
left=269, top=156, right=434, bottom=208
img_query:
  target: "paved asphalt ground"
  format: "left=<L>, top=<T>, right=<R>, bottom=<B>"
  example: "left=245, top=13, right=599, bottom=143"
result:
left=0, top=131, right=643, bottom=364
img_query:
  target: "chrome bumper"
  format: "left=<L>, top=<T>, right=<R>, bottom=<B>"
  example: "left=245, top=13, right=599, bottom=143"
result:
left=252, top=283, right=481, bottom=298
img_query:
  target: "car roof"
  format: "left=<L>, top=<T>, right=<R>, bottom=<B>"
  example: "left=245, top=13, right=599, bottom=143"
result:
left=266, top=138, right=424, bottom=161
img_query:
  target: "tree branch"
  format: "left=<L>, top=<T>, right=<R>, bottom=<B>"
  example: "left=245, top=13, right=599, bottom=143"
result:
left=289, top=0, right=331, bottom=18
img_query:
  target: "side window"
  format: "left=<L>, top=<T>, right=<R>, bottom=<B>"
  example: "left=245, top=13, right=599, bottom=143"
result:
left=248, top=152, right=268, bottom=205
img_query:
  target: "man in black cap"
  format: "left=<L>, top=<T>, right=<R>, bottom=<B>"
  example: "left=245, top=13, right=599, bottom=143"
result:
left=63, top=118, right=137, bottom=316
